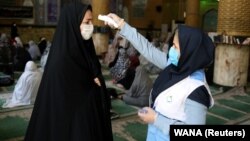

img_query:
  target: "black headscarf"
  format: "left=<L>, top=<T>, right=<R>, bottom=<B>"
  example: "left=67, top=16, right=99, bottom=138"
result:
left=46, top=2, right=100, bottom=78
left=25, top=2, right=113, bottom=141
left=151, top=25, right=215, bottom=104
left=10, top=23, right=18, bottom=39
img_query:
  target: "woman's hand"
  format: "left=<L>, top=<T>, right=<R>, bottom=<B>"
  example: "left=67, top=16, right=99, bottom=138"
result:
left=105, top=13, right=125, bottom=30
left=94, top=77, right=101, bottom=86
left=138, top=107, right=157, bottom=124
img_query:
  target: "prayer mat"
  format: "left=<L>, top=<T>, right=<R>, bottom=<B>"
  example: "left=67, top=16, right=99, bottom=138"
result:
left=0, top=116, right=28, bottom=140
left=0, top=63, right=250, bottom=141
left=208, top=104, right=245, bottom=120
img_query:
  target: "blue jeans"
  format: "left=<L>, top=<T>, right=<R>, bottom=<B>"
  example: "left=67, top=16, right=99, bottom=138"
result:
left=146, top=98, right=208, bottom=141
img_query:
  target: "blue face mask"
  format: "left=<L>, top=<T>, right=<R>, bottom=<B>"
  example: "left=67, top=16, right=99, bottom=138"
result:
left=168, top=46, right=180, bottom=66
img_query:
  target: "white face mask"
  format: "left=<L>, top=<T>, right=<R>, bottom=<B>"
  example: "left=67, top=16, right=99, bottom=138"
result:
left=80, top=24, right=94, bottom=40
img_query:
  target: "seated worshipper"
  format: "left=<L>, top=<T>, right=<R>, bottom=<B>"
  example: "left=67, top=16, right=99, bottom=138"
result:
left=2, top=61, right=42, bottom=108
left=119, top=66, right=153, bottom=107
left=108, top=35, right=135, bottom=90
left=1, top=34, right=16, bottom=62
left=0, top=35, right=14, bottom=86
left=0, top=45, right=14, bottom=86
left=13, top=37, right=32, bottom=71
left=38, top=37, right=47, bottom=55
left=28, top=40, right=41, bottom=61
left=143, top=40, right=162, bottom=74
left=126, top=43, right=140, bottom=70
left=13, top=36, right=23, bottom=48
left=0, top=33, right=9, bottom=45
left=40, top=41, right=51, bottom=71
left=103, top=42, right=117, bottom=65
left=103, top=31, right=117, bottom=65
left=138, top=50, right=162, bottom=75
left=144, top=59, right=162, bottom=74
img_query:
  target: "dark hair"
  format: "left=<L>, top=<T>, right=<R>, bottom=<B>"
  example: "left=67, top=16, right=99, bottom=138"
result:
left=167, top=33, right=174, bottom=48
left=87, top=4, right=92, bottom=11
left=79, top=4, right=92, bottom=24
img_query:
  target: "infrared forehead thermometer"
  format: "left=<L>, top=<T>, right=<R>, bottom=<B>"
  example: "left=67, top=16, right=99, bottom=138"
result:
left=98, top=15, right=119, bottom=28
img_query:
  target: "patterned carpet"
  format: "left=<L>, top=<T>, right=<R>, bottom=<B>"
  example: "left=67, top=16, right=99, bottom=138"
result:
left=0, top=64, right=143, bottom=141
left=0, top=64, right=250, bottom=141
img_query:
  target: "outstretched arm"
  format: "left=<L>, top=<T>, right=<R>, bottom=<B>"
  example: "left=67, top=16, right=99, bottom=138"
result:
left=105, top=13, right=168, bottom=69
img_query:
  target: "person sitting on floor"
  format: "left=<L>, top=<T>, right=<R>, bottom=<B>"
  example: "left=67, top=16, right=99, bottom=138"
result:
left=40, top=41, right=51, bottom=71
left=108, top=34, right=153, bottom=108
left=13, top=37, right=32, bottom=71
left=0, top=34, right=14, bottom=86
left=38, top=37, right=47, bottom=55
left=28, top=40, right=41, bottom=61
left=119, top=66, right=153, bottom=107
left=2, top=61, right=42, bottom=108
left=126, top=43, right=140, bottom=70
left=108, top=34, right=134, bottom=89
left=141, top=37, right=162, bottom=74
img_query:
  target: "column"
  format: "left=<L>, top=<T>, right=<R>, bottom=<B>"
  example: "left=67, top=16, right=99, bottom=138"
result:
left=213, top=0, right=250, bottom=86
left=185, top=0, right=200, bottom=27
left=91, top=0, right=110, bottom=56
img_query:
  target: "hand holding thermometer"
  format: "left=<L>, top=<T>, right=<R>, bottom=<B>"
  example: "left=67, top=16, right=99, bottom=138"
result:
left=98, top=15, right=119, bottom=28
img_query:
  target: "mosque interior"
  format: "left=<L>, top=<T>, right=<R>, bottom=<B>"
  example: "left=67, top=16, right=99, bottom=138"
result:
left=0, top=0, right=250, bottom=140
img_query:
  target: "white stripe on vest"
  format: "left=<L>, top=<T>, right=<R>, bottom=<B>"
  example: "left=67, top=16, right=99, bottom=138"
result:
left=153, top=76, right=214, bottom=121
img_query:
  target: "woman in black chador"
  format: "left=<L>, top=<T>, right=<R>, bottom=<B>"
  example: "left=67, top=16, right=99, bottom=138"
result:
left=24, top=2, right=113, bottom=141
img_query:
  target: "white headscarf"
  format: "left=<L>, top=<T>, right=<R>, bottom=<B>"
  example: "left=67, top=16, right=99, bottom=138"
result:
left=14, top=37, right=23, bottom=47
left=28, top=40, right=41, bottom=60
left=0, top=33, right=7, bottom=42
left=2, top=61, right=42, bottom=108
